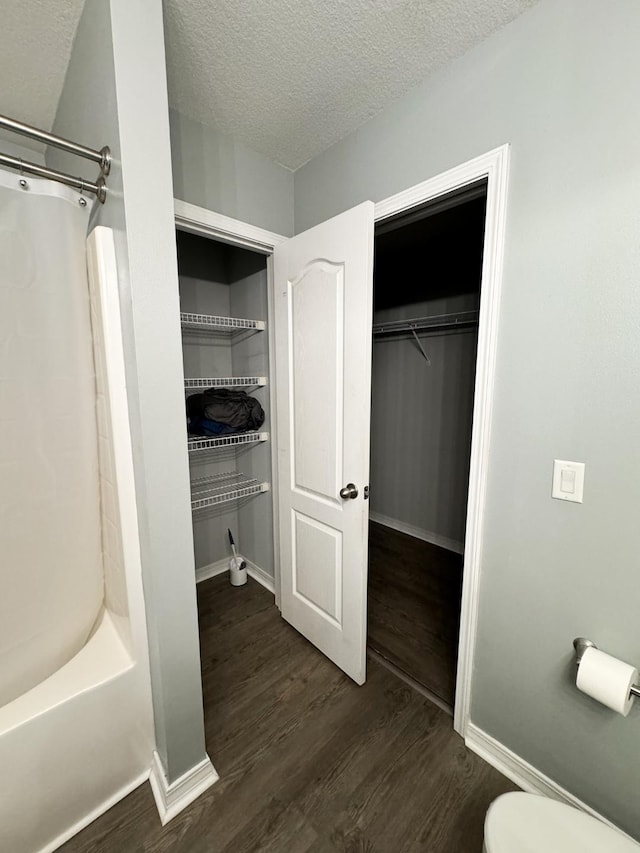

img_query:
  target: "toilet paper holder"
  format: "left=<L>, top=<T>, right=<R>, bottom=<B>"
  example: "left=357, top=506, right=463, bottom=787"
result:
left=573, top=638, right=640, bottom=699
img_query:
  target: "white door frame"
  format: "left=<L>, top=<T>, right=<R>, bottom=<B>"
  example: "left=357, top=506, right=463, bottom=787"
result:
left=174, top=200, right=288, bottom=607
left=375, top=144, right=511, bottom=735
left=174, top=140, right=510, bottom=737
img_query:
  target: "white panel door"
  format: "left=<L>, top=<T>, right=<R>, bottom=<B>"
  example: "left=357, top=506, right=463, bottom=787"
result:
left=274, top=202, right=374, bottom=684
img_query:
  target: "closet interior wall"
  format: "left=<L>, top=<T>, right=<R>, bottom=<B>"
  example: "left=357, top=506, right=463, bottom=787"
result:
left=176, top=230, right=274, bottom=580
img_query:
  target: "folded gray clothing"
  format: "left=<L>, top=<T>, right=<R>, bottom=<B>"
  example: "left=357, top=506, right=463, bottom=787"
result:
left=186, top=388, right=265, bottom=431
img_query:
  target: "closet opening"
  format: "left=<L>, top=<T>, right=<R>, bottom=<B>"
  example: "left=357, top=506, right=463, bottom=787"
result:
left=175, top=226, right=276, bottom=607
left=367, top=181, right=488, bottom=710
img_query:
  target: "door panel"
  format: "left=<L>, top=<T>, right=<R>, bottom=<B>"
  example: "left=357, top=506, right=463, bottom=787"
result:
left=293, top=510, right=342, bottom=625
left=274, top=202, right=374, bottom=684
left=290, top=260, right=343, bottom=500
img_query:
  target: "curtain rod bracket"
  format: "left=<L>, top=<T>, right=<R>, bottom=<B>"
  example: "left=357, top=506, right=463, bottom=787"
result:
left=99, top=146, right=111, bottom=176
left=96, top=177, right=107, bottom=204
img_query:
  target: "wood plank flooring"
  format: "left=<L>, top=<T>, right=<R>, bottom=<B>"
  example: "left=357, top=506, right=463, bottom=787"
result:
left=61, top=575, right=514, bottom=853
left=368, top=521, right=464, bottom=705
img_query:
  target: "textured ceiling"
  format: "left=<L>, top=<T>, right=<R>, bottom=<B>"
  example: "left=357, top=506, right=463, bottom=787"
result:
left=164, top=0, right=539, bottom=170
left=0, top=1, right=538, bottom=170
left=0, top=0, right=85, bottom=148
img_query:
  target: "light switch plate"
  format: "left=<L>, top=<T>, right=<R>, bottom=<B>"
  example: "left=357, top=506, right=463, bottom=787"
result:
left=552, top=459, right=585, bottom=503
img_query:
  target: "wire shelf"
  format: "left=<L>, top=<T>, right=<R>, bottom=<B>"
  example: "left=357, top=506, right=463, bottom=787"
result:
left=188, top=431, right=269, bottom=453
left=190, top=471, right=270, bottom=511
left=181, top=312, right=265, bottom=333
left=184, top=376, right=267, bottom=389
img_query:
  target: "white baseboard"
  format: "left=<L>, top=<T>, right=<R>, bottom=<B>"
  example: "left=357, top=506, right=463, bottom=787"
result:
left=369, top=511, right=464, bottom=555
left=195, top=558, right=228, bottom=584
left=245, top=558, right=276, bottom=594
left=149, top=751, right=218, bottom=826
left=196, top=557, right=275, bottom=595
left=465, top=722, right=637, bottom=842
left=41, top=770, right=149, bottom=853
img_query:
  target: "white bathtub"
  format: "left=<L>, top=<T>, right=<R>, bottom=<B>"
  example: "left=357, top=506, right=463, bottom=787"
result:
left=0, top=610, right=150, bottom=853
left=0, top=223, right=155, bottom=851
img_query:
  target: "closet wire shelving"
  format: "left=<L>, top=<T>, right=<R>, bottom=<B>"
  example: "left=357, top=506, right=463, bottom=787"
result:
left=190, top=471, right=270, bottom=511
left=182, top=311, right=268, bottom=388
left=181, top=312, right=266, bottom=333
left=182, top=308, right=271, bottom=512
left=184, top=376, right=267, bottom=389
left=188, top=431, right=269, bottom=454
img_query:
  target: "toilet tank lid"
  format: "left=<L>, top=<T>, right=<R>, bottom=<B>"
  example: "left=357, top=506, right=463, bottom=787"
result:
left=484, top=793, right=639, bottom=853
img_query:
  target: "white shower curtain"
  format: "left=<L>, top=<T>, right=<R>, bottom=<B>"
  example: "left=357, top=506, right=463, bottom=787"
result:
left=0, top=168, right=103, bottom=706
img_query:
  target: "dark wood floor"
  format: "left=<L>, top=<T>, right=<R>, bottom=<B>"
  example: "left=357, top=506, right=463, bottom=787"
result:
left=368, top=522, right=464, bottom=705
left=61, top=575, right=514, bottom=853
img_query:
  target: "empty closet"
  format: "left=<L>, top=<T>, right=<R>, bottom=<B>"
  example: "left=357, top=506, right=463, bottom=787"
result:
left=176, top=229, right=275, bottom=588
left=367, top=185, right=487, bottom=707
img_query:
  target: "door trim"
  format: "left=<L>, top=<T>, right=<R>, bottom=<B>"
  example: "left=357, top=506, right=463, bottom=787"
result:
left=174, top=199, right=287, bottom=607
left=374, top=144, right=511, bottom=737
left=175, top=200, right=287, bottom=253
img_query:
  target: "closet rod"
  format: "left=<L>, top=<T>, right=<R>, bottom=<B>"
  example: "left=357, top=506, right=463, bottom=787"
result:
left=372, top=309, right=479, bottom=336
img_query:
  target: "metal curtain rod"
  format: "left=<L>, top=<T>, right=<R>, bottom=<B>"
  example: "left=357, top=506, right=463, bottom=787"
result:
left=0, top=152, right=107, bottom=203
left=0, top=113, right=111, bottom=173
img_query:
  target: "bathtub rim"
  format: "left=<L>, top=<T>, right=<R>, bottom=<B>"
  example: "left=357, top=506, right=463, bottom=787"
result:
left=0, top=607, right=133, bottom=736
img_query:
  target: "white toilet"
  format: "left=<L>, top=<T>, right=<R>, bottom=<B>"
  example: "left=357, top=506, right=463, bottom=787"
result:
left=484, top=792, right=639, bottom=852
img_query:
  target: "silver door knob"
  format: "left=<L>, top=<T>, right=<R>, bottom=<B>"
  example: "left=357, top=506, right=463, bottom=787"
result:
left=339, top=483, right=358, bottom=500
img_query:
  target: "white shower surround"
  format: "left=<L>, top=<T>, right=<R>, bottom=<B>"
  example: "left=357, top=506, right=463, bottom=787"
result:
left=0, top=176, right=153, bottom=853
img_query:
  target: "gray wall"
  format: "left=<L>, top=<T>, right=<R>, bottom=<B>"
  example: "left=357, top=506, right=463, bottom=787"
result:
left=51, top=0, right=209, bottom=785
left=169, top=108, right=294, bottom=237
left=295, top=0, right=640, bottom=838
left=229, top=251, right=274, bottom=579
left=0, top=134, right=45, bottom=164
left=370, top=295, right=478, bottom=549
left=48, top=2, right=125, bottom=260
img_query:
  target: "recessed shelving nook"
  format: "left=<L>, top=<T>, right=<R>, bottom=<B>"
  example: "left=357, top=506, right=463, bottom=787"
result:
left=177, top=228, right=275, bottom=584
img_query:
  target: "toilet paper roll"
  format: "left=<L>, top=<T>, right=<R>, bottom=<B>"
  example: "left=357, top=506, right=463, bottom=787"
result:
left=576, top=647, right=637, bottom=716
